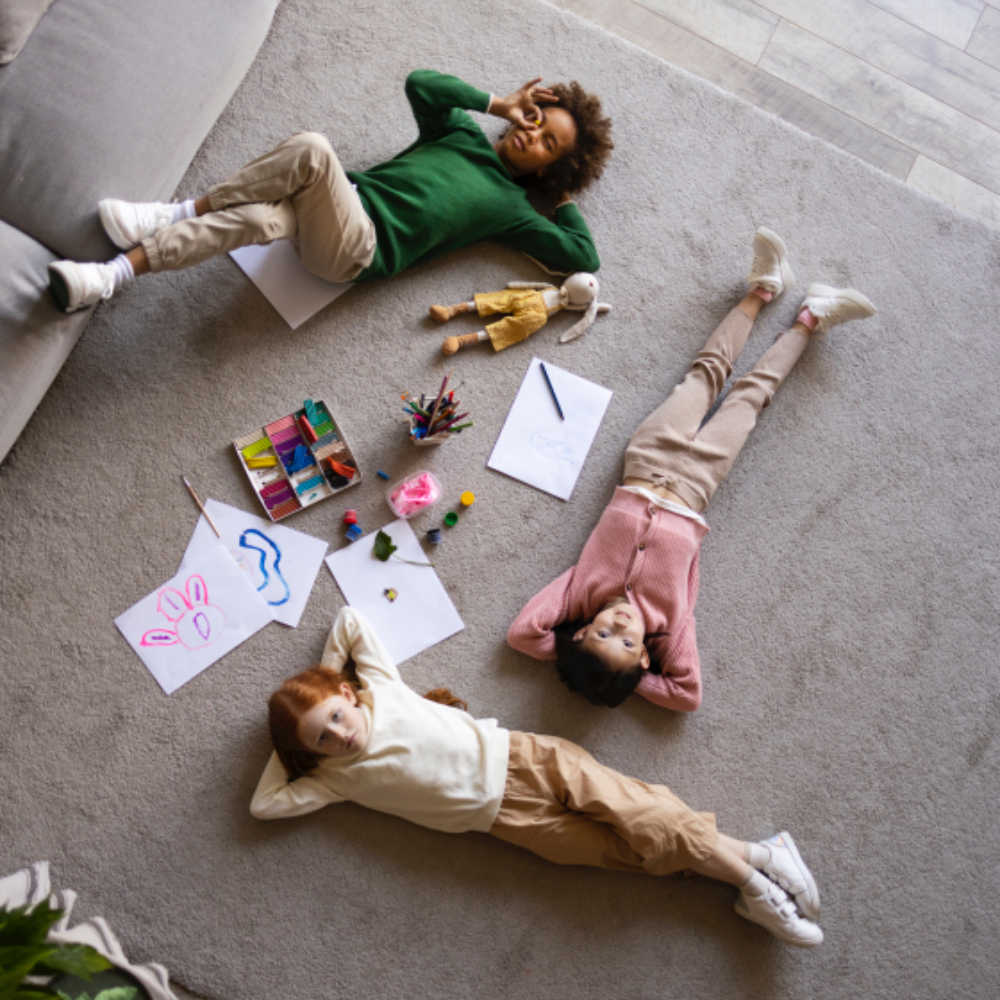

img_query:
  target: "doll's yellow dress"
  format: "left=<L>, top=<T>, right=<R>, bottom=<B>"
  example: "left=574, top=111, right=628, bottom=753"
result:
left=474, top=289, right=554, bottom=351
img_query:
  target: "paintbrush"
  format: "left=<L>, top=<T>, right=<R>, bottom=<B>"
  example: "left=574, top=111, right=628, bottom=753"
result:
left=182, top=476, right=221, bottom=537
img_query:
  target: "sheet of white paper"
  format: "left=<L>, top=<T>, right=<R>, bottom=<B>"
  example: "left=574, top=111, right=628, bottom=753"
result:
left=180, top=499, right=328, bottom=628
left=325, top=520, right=464, bottom=664
left=487, top=357, right=613, bottom=500
left=115, top=544, right=273, bottom=695
left=230, top=241, right=353, bottom=330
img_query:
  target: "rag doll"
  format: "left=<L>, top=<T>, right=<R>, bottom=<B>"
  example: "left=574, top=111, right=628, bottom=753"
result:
left=430, top=273, right=611, bottom=355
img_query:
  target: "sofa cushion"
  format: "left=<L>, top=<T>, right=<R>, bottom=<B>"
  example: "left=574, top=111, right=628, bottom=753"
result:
left=0, top=0, right=280, bottom=261
left=0, top=0, right=56, bottom=65
left=0, top=219, right=92, bottom=460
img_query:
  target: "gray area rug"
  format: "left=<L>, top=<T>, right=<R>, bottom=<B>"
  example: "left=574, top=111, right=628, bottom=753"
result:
left=2, top=1, right=999, bottom=998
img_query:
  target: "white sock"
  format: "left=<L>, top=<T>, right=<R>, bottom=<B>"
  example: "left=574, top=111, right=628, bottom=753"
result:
left=170, top=199, right=197, bottom=225
left=108, top=254, right=135, bottom=291
left=739, top=869, right=772, bottom=897
left=746, top=842, right=770, bottom=869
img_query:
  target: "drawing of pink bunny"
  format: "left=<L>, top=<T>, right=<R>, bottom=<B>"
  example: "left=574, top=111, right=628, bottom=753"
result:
left=141, top=574, right=227, bottom=650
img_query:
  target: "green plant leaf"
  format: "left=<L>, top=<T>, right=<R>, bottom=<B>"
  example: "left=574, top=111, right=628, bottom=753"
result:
left=34, top=945, right=110, bottom=978
left=0, top=948, right=57, bottom=994
left=0, top=904, right=65, bottom=948
left=0, top=905, right=112, bottom=1000
left=0, top=945, right=58, bottom=972
left=373, top=530, right=397, bottom=562
left=92, top=988, right=137, bottom=1000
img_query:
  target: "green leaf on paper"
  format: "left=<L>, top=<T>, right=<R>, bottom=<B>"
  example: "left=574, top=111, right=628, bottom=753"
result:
left=373, top=530, right=397, bottom=562
left=372, top=529, right=432, bottom=567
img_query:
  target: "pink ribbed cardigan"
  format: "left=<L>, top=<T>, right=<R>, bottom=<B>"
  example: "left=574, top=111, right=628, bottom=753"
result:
left=506, top=488, right=708, bottom=711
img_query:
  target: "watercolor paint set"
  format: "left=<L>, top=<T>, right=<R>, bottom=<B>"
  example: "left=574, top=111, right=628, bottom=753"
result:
left=234, top=399, right=361, bottom=521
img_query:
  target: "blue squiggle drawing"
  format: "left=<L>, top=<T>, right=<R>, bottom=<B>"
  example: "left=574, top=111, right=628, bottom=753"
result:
left=239, top=529, right=291, bottom=607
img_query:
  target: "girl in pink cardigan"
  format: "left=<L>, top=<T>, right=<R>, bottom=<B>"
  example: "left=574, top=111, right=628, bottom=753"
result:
left=507, top=228, right=876, bottom=709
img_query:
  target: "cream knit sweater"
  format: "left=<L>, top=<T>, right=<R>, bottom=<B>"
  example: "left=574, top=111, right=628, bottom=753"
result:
left=250, top=607, right=510, bottom=833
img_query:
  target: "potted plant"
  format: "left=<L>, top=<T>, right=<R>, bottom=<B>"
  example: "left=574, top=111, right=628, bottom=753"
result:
left=0, top=901, right=147, bottom=1000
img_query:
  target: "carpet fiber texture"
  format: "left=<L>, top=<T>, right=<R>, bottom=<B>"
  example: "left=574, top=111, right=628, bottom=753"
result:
left=2, top=1, right=999, bottom=998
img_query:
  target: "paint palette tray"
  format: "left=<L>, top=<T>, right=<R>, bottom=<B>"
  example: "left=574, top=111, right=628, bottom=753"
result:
left=234, top=399, right=360, bottom=521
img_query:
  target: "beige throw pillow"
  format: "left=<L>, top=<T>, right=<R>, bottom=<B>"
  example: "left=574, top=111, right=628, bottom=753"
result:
left=0, top=0, right=57, bottom=65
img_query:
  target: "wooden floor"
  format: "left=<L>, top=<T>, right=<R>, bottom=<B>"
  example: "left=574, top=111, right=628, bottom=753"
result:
left=551, top=0, right=1000, bottom=229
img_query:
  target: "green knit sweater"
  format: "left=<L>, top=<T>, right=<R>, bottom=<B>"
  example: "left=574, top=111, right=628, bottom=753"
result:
left=347, top=70, right=600, bottom=282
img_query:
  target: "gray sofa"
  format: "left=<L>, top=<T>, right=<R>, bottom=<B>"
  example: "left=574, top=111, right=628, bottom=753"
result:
left=0, top=0, right=281, bottom=462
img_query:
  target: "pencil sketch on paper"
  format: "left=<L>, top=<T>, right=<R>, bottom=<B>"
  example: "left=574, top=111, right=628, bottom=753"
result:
left=529, top=403, right=598, bottom=469
left=140, top=574, right=227, bottom=650
left=486, top=358, right=612, bottom=501
left=237, top=528, right=291, bottom=607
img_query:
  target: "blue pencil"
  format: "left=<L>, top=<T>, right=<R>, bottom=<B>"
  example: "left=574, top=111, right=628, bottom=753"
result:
left=539, top=361, right=565, bottom=420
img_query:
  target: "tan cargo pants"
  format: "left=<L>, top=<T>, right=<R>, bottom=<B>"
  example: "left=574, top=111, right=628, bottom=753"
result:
left=141, top=132, right=376, bottom=282
left=490, top=731, right=718, bottom=875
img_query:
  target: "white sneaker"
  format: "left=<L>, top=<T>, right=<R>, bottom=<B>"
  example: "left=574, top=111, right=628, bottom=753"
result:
left=48, top=260, right=116, bottom=313
left=747, top=226, right=794, bottom=297
left=801, top=283, right=875, bottom=333
left=99, top=198, right=174, bottom=249
left=735, top=881, right=824, bottom=948
left=758, top=832, right=820, bottom=920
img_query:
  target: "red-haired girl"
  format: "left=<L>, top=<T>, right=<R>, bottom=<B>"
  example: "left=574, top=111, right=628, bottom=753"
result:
left=251, top=606, right=824, bottom=948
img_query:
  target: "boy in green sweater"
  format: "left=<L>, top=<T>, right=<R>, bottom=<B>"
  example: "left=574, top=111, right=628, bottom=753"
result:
left=48, top=70, right=614, bottom=312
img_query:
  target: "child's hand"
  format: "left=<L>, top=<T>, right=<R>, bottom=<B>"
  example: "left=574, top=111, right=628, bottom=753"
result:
left=493, top=78, right=558, bottom=130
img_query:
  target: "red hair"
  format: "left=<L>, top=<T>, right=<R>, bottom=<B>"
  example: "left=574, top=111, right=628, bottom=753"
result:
left=268, top=665, right=357, bottom=780
left=268, top=665, right=468, bottom=780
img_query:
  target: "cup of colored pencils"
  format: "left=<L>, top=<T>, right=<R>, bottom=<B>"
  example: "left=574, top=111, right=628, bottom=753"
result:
left=402, top=373, right=473, bottom=446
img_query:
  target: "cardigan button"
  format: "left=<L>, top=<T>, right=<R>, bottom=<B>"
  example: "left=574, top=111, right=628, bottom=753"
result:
left=638, top=543, right=646, bottom=551
left=626, top=583, right=632, bottom=591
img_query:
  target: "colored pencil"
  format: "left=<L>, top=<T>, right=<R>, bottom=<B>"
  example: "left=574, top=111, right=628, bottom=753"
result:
left=431, top=411, right=470, bottom=434
left=539, top=361, right=565, bottom=420
left=426, top=371, right=452, bottom=431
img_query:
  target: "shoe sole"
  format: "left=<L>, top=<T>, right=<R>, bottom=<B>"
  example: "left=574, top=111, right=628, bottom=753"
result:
left=769, top=831, right=821, bottom=921
left=47, top=263, right=77, bottom=313
left=734, top=896, right=823, bottom=948
left=755, top=226, right=795, bottom=293
left=805, top=283, right=875, bottom=317
left=98, top=199, right=134, bottom=250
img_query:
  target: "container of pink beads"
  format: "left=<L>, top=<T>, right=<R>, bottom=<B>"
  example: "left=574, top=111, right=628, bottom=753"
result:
left=386, top=470, right=442, bottom=519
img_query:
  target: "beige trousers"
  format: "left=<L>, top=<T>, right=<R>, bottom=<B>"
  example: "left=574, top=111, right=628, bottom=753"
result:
left=141, top=132, right=376, bottom=282
left=490, top=732, right=717, bottom=876
left=623, top=306, right=811, bottom=512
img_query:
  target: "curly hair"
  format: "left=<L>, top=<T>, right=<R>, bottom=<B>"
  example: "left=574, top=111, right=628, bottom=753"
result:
left=530, top=81, right=614, bottom=202
left=553, top=623, right=645, bottom=708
